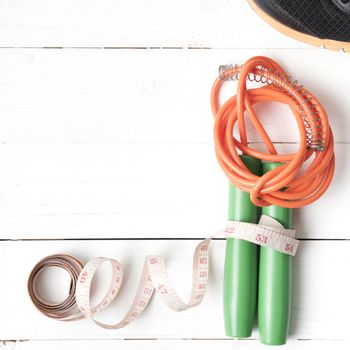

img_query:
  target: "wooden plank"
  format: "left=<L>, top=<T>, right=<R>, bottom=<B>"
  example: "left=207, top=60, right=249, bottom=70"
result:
left=0, top=48, right=346, bottom=144
left=0, top=240, right=349, bottom=340
left=0, top=143, right=344, bottom=239
left=0, top=0, right=310, bottom=48
left=3, top=339, right=350, bottom=350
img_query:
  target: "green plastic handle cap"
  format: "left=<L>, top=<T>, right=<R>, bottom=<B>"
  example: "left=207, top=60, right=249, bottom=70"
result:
left=258, top=162, right=292, bottom=345
left=223, top=155, right=261, bottom=338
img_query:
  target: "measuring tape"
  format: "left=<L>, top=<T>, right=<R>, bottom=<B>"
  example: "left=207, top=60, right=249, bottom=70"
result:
left=28, top=215, right=298, bottom=329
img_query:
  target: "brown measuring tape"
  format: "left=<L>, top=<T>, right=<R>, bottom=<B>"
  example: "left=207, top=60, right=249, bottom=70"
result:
left=28, top=254, right=84, bottom=321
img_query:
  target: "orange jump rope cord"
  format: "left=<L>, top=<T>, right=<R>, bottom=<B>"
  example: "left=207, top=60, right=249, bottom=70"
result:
left=211, top=56, right=335, bottom=209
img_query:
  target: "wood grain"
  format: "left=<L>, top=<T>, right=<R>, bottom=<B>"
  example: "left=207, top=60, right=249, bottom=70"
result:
left=0, top=240, right=349, bottom=340
left=0, top=143, right=344, bottom=239
left=0, top=49, right=347, bottom=144
left=0, top=0, right=310, bottom=48
left=2, top=339, right=350, bottom=350
left=0, top=1, right=348, bottom=347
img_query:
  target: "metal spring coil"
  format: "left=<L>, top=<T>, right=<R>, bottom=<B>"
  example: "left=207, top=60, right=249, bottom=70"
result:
left=219, top=64, right=324, bottom=151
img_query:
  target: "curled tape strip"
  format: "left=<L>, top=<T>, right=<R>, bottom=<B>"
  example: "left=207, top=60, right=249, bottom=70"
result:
left=28, top=216, right=298, bottom=328
left=75, top=238, right=210, bottom=329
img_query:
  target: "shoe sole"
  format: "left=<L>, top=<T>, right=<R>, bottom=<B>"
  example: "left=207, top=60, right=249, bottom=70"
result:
left=247, top=0, right=350, bottom=52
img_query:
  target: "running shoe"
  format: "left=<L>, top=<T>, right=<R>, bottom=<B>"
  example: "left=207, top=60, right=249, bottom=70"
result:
left=247, top=0, right=350, bottom=51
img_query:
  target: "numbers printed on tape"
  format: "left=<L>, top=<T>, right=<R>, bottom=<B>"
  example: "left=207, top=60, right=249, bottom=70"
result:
left=225, top=215, right=299, bottom=256
left=28, top=215, right=298, bottom=329
left=285, top=243, right=294, bottom=253
left=255, top=233, right=268, bottom=244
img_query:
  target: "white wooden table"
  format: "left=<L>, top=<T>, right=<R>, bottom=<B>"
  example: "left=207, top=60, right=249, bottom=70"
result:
left=0, top=1, right=349, bottom=349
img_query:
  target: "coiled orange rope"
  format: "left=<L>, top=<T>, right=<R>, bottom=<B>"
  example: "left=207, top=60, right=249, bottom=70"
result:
left=211, top=56, right=335, bottom=208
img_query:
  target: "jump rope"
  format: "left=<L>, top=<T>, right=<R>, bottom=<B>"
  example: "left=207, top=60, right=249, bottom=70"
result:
left=28, top=56, right=335, bottom=345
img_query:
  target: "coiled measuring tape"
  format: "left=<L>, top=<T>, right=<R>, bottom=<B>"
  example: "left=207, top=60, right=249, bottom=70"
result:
left=28, top=215, right=298, bottom=329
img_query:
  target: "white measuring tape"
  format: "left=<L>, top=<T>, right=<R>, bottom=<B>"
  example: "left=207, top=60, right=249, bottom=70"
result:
left=28, top=215, right=298, bottom=328
left=225, top=215, right=298, bottom=256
